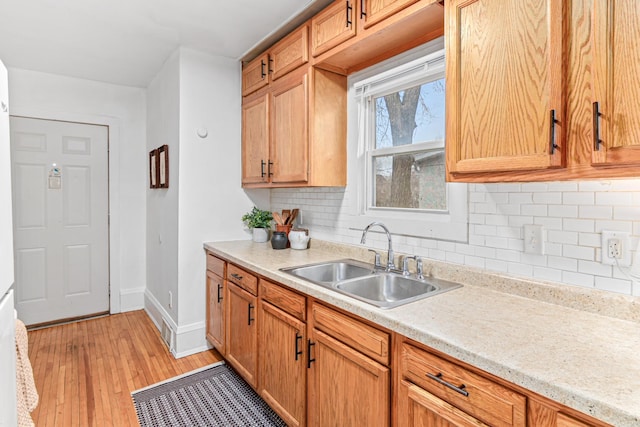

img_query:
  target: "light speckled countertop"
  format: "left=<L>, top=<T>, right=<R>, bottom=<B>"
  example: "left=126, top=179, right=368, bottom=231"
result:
left=204, top=239, right=640, bottom=427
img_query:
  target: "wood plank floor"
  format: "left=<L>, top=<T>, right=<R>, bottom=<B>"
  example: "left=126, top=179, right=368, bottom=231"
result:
left=27, top=310, right=223, bottom=426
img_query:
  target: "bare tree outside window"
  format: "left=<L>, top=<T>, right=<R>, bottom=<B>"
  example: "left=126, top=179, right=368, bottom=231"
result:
left=372, top=78, right=445, bottom=210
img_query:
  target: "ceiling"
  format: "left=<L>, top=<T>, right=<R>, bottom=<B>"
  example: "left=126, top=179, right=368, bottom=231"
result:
left=0, top=0, right=326, bottom=88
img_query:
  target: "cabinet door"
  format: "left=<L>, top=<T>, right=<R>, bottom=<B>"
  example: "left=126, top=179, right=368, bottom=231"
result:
left=205, top=270, right=225, bottom=354
left=308, top=329, right=390, bottom=427
left=242, top=93, right=270, bottom=185
left=242, top=53, right=270, bottom=96
left=446, top=0, right=565, bottom=177
left=226, top=282, right=258, bottom=387
left=271, top=25, right=309, bottom=81
left=360, top=0, right=418, bottom=29
left=311, top=0, right=357, bottom=57
left=398, top=380, right=489, bottom=427
left=591, top=0, right=640, bottom=166
left=270, top=68, right=309, bottom=184
left=259, top=301, right=306, bottom=427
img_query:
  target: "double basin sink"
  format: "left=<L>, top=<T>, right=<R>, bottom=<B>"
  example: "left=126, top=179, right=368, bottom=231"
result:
left=281, top=259, right=461, bottom=309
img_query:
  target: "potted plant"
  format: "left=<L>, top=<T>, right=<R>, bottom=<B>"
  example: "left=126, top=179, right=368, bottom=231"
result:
left=242, top=206, right=273, bottom=243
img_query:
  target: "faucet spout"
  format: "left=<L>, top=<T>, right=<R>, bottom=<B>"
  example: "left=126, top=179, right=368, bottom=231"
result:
left=360, top=222, right=395, bottom=271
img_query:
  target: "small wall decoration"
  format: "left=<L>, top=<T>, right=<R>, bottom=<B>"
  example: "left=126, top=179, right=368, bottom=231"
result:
left=149, top=149, right=158, bottom=188
left=158, top=145, right=169, bottom=188
left=149, top=145, right=169, bottom=189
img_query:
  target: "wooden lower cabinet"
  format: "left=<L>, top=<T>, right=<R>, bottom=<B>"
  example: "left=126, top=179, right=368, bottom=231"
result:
left=307, top=328, right=390, bottom=427
left=226, top=282, right=258, bottom=387
left=258, top=300, right=307, bottom=427
left=205, top=270, right=225, bottom=354
left=205, top=255, right=613, bottom=427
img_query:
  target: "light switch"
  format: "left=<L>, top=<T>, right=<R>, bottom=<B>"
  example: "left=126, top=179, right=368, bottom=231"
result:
left=524, top=224, right=545, bottom=255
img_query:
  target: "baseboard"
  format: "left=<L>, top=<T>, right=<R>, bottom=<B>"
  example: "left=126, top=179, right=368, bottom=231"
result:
left=143, top=289, right=209, bottom=359
left=119, top=287, right=145, bottom=312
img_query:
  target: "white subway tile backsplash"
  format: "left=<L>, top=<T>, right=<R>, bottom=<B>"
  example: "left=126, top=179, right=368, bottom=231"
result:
left=595, top=276, right=632, bottom=294
left=562, top=244, right=595, bottom=261
left=548, top=205, right=579, bottom=218
left=563, top=218, right=595, bottom=232
left=578, top=205, right=613, bottom=219
left=596, top=192, right=633, bottom=206
left=563, top=192, right=594, bottom=205
left=613, top=206, right=640, bottom=220
left=562, top=271, right=595, bottom=287
left=533, top=192, right=562, bottom=204
left=274, top=180, right=640, bottom=296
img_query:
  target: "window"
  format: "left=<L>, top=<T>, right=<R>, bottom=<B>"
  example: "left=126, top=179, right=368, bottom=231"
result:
left=349, top=40, right=468, bottom=242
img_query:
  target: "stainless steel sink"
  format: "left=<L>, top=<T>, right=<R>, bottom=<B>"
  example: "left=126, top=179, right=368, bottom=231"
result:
left=281, top=259, right=462, bottom=309
left=280, top=259, right=374, bottom=284
left=336, top=273, right=461, bottom=309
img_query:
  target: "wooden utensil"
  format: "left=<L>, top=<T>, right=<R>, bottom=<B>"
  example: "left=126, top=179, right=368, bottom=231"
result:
left=273, top=212, right=283, bottom=225
left=288, top=208, right=299, bottom=225
left=282, top=209, right=290, bottom=225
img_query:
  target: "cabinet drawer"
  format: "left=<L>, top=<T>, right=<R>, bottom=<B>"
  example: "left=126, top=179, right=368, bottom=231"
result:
left=270, top=24, right=309, bottom=81
left=259, top=279, right=306, bottom=321
left=311, top=302, right=389, bottom=365
left=227, top=264, right=258, bottom=295
left=206, top=253, right=225, bottom=277
left=401, top=343, right=525, bottom=427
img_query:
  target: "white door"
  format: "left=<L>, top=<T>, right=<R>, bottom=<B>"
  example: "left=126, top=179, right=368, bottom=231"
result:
left=11, top=117, right=109, bottom=326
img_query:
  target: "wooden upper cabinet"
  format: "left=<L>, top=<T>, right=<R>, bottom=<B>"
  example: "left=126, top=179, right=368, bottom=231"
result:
left=360, top=0, right=419, bottom=29
left=311, top=0, right=358, bottom=57
left=242, top=66, right=347, bottom=188
left=242, top=25, right=309, bottom=96
left=270, top=69, right=309, bottom=184
left=242, top=93, right=270, bottom=185
left=446, top=0, right=566, bottom=178
left=591, top=0, right=640, bottom=167
left=242, top=53, right=270, bottom=96
left=271, top=25, right=309, bottom=81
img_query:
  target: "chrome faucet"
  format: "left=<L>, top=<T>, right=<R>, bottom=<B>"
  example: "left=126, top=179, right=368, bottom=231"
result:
left=360, top=222, right=396, bottom=271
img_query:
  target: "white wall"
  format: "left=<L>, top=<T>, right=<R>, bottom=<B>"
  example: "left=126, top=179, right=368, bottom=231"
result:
left=7, top=68, right=147, bottom=312
left=272, top=180, right=640, bottom=296
left=145, top=50, right=181, bottom=334
left=145, top=48, right=268, bottom=357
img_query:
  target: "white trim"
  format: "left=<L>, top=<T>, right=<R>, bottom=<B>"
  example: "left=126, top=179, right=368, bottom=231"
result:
left=9, top=106, right=123, bottom=312
left=144, top=288, right=211, bottom=358
left=120, top=287, right=145, bottom=312
left=347, top=37, right=469, bottom=243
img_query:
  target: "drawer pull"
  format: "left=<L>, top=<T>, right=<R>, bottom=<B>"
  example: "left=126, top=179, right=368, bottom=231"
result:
left=549, top=109, right=560, bottom=154
left=426, top=372, right=469, bottom=397
left=295, top=333, right=303, bottom=361
left=307, top=340, right=316, bottom=368
left=216, top=283, right=223, bottom=303
left=231, top=273, right=243, bottom=280
left=593, top=101, right=602, bottom=151
left=248, top=303, right=255, bottom=325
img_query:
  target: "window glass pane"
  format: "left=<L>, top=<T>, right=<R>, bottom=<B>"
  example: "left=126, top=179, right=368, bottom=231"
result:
left=373, top=149, right=446, bottom=210
left=374, top=78, right=445, bottom=150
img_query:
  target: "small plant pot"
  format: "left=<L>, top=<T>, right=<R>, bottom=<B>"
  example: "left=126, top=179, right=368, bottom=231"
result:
left=252, top=227, right=270, bottom=243
left=271, top=231, right=288, bottom=250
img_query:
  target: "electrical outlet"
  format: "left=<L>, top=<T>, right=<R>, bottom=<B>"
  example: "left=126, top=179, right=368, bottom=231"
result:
left=608, top=238, right=621, bottom=259
left=601, top=230, right=631, bottom=266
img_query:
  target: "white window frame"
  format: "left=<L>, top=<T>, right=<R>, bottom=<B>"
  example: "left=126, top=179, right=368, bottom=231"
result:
left=347, top=38, right=468, bottom=242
